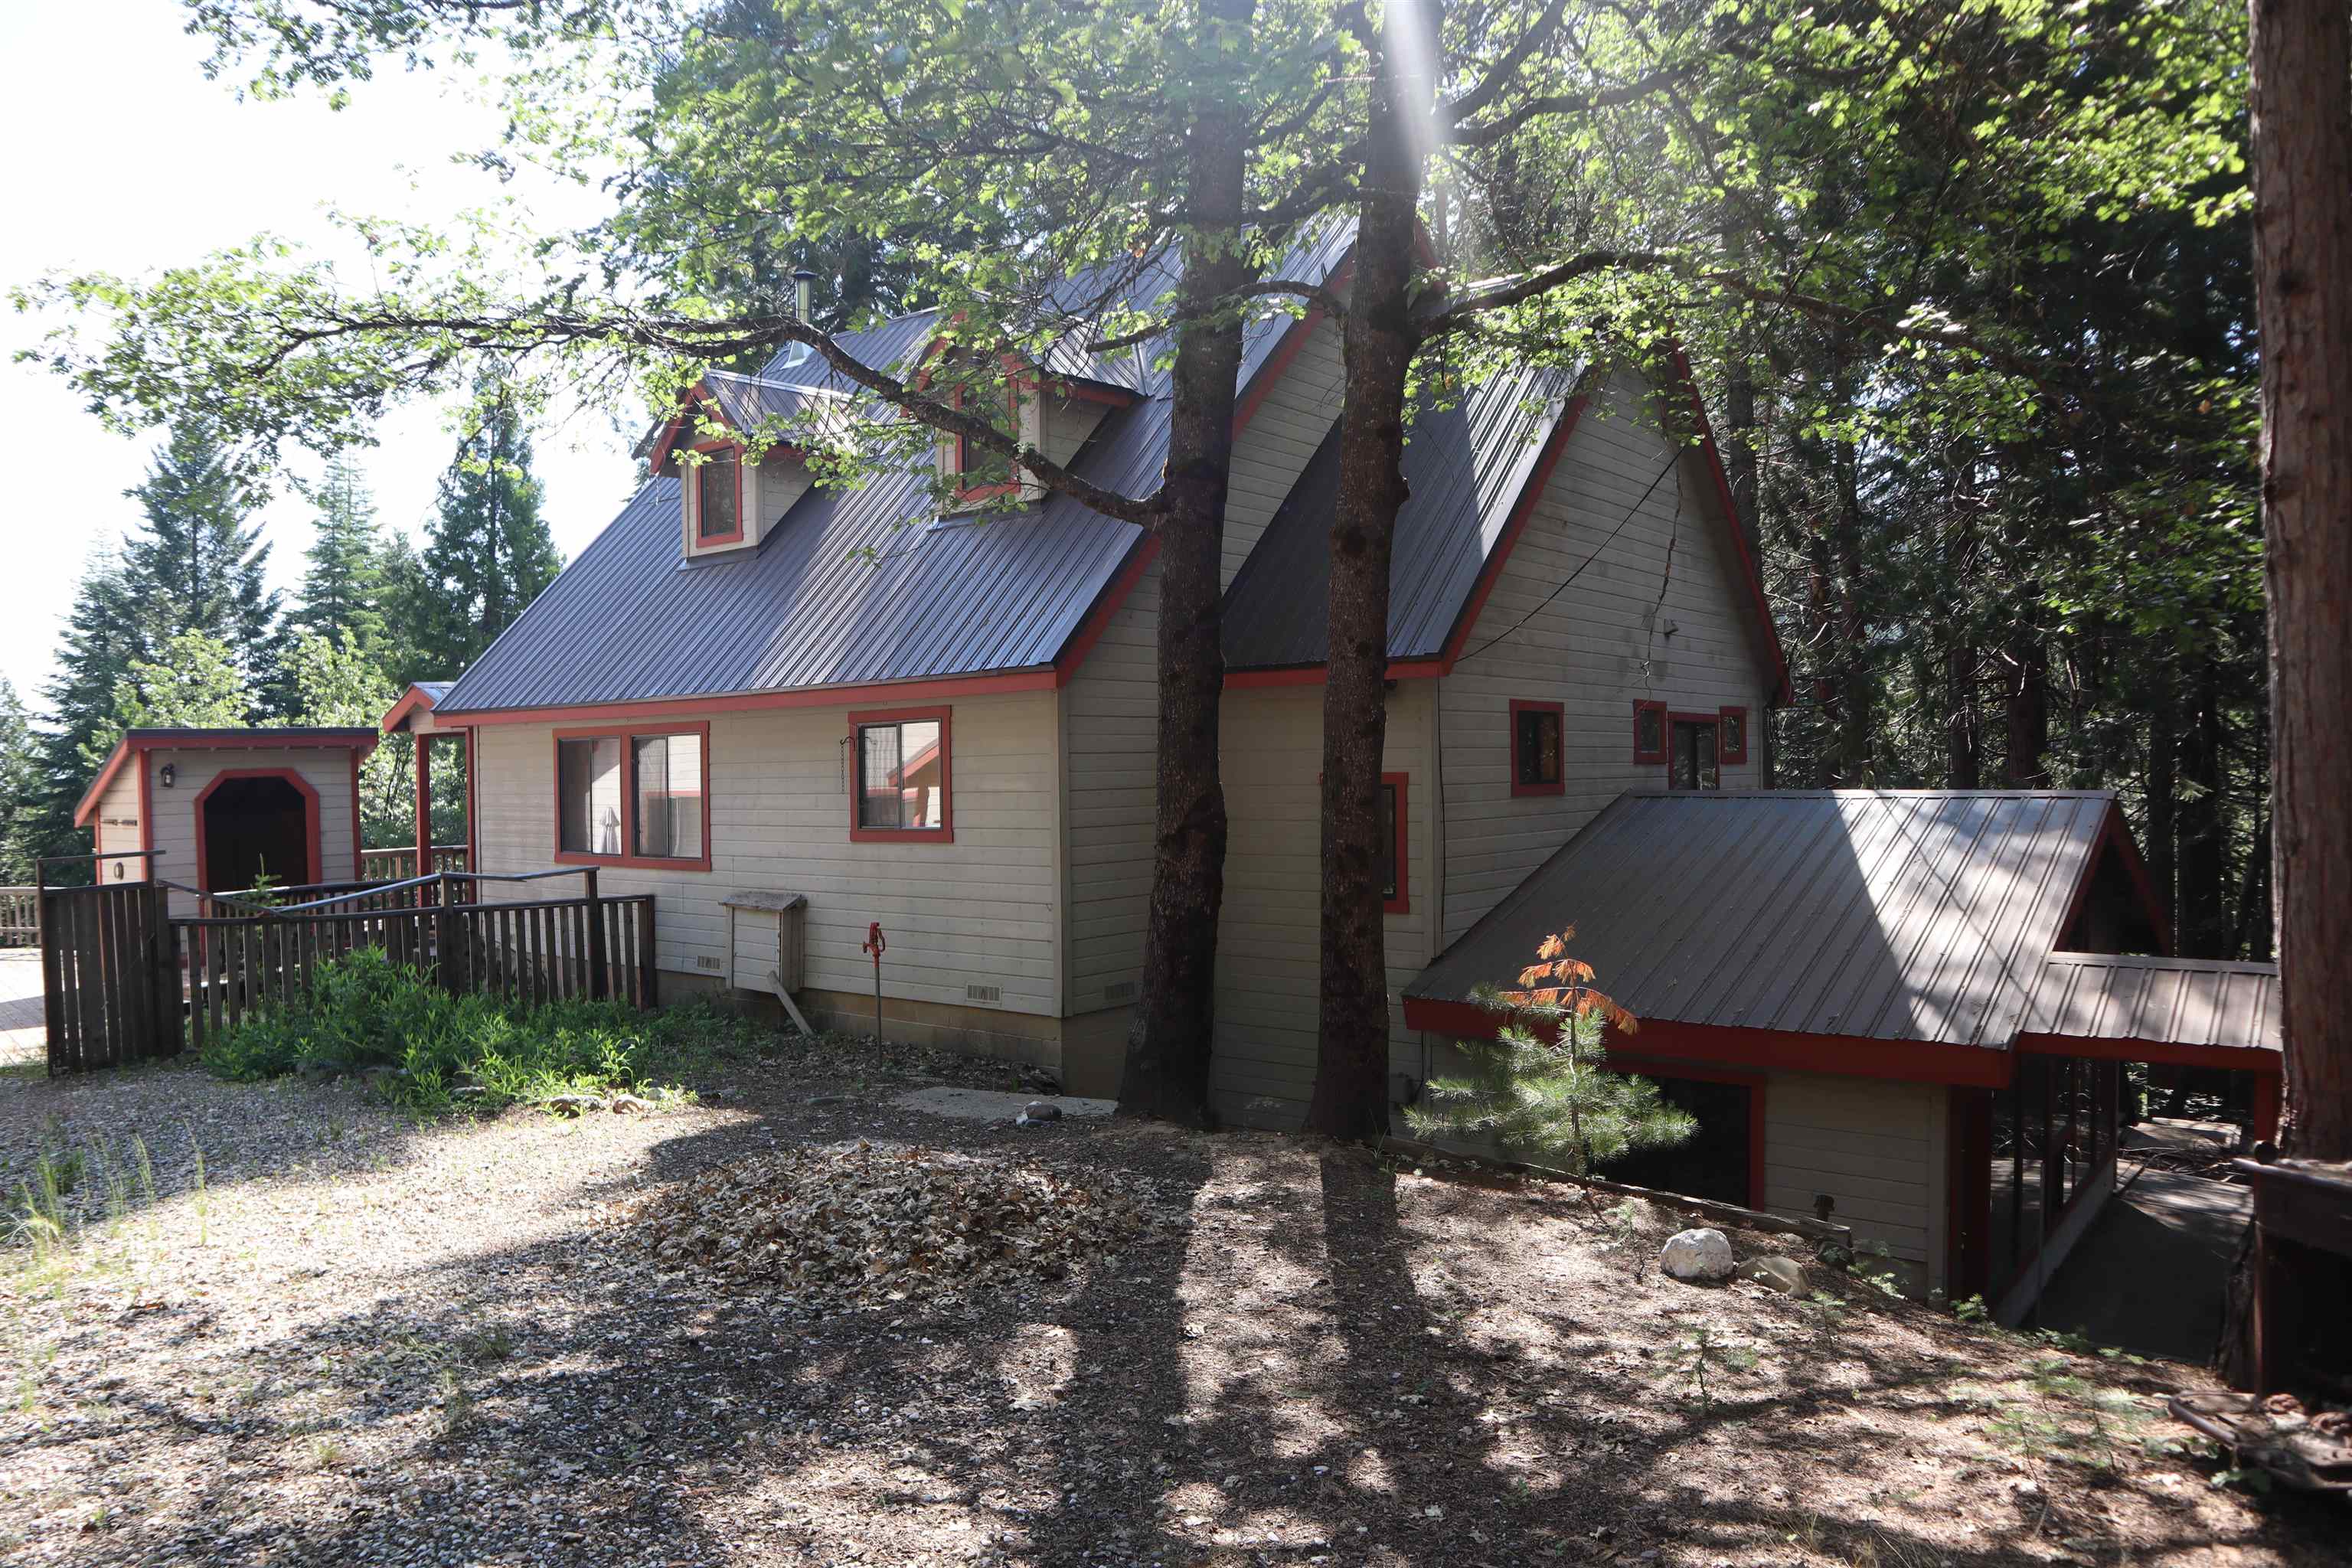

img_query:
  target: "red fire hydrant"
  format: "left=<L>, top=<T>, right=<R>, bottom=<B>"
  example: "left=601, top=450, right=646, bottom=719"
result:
left=861, top=922, right=887, bottom=1041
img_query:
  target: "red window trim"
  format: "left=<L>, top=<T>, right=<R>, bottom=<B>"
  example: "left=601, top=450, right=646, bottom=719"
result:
left=949, top=387, right=1022, bottom=505
left=550, top=720, right=713, bottom=871
left=688, top=440, right=746, bottom=548
left=1632, top=700, right=1668, bottom=766
left=193, top=766, right=323, bottom=891
left=848, top=706, right=956, bottom=844
left=1382, top=771, right=1410, bottom=915
left=1508, top=699, right=1566, bottom=798
left=1718, top=704, right=1750, bottom=766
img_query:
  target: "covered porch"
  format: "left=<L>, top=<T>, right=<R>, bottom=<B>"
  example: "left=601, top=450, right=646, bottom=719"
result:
left=378, top=682, right=473, bottom=887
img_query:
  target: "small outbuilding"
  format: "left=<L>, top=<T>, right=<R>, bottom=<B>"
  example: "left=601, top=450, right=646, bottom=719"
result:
left=74, top=727, right=381, bottom=913
left=1402, top=789, right=2282, bottom=1318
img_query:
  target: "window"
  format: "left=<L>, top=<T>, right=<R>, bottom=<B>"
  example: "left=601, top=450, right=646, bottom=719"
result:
left=632, top=732, right=705, bottom=860
left=1378, top=773, right=1409, bottom=914
left=1632, top=700, right=1668, bottom=766
left=849, top=707, right=953, bottom=841
left=1510, top=700, right=1565, bottom=796
left=557, top=736, right=622, bottom=857
left=693, top=445, right=743, bottom=546
left=554, top=724, right=709, bottom=868
left=1719, top=705, right=1749, bottom=766
left=1668, top=716, right=1720, bottom=791
left=946, top=384, right=1021, bottom=505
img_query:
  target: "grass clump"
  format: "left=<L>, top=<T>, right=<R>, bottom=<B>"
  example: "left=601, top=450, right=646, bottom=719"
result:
left=199, top=948, right=759, bottom=1114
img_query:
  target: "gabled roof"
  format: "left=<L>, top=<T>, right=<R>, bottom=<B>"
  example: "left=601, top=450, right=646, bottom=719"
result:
left=1402, top=791, right=2168, bottom=1067
left=75, top=727, right=380, bottom=827
left=2023, top=952, right=2280, bottom=1057
left=437, top=227, right=1354, bottom=720
left=1223, top=363, right=1573, bottom=669
left=381, top=681, right=454, bottom=735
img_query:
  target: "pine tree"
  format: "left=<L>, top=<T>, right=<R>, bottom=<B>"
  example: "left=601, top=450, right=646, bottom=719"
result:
left=103, top=631, right=254, bottom=746
left=0, top=680, right=41, bottom=884
left=118, top=421, right=283, bottom=689
left=412, top=374, right=561, bottom=677
left=25, top=552, right=147, bottom=871
left=1406, top=931, right=1697, bottom=1174
left=292, top=452, right=387, bottom=646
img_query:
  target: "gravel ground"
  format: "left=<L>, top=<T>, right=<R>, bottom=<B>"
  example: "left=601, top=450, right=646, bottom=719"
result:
left=0, top=1031, right=2341, bottom=1567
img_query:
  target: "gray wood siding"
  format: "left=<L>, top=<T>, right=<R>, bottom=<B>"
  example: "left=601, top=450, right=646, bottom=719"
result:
left=1054, top=312, right=1351, bottom=1016
left=469, top=691, right=1063, bottom=1016
left=1061, top=558, right=1160, bottom=1014
left=91, top=770, right=141, bottom=867
left=1211, top=681, right=1438, bottom=1127
left=144, top=747, right=361, bottom=917
left=1437, top=368, right=1775, bottom=946
left=1763, top=1071, right=1947, bottom=1292
left=1224, top=313, right=1345, bottom=587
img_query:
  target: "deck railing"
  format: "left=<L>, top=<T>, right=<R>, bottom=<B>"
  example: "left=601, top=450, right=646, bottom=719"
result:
left=170, top=867, right=656, bottom=1050
left=0, top=887, right=35, bottom=947
left=359, top=845, right=471, bottom=882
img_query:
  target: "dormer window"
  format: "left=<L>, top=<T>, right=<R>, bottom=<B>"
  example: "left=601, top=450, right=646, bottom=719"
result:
left=692, top=444, right=743, bottom=547
left=945, top=386, right=1021, bottom=506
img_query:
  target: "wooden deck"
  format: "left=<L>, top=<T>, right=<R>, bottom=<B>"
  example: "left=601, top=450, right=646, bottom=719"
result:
left=1, top=949, right=44, bottom=1070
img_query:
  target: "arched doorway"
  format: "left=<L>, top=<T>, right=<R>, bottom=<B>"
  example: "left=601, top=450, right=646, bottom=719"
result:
left=196, top=770, right=319, bottom=892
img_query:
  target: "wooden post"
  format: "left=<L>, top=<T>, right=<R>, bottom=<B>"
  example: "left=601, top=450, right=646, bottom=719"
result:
left=432, top=873, right=457, bottom=993
left=636, top=898, right=658, bottom=1010
left=583, top=867, right=609, bottom=1001
left=413, top=735, right=433, bottom=901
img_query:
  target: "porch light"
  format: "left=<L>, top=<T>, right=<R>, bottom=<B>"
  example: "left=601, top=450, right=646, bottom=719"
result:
left=159, top=763, right=175, bottom=788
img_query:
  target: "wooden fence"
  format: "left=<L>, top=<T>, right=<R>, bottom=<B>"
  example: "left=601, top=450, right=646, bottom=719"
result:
left=38, top=860, right=176, bottom=1073
left=0, top=887, right=35, bottom=946
left=359, top=845, right=471, bottom=882
left=176, top=872, right=655, bottom=1052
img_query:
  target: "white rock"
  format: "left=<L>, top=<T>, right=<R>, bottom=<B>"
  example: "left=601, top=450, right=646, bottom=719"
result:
left=1659, top=1227, right=1737, bottom=1282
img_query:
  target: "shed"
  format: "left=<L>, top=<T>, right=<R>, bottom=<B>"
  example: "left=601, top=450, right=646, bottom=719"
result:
left=74, top=727, right=381, bottom=915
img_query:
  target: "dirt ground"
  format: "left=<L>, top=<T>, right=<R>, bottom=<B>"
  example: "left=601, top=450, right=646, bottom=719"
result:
left=0, top=1033, right=2342, bottom=1566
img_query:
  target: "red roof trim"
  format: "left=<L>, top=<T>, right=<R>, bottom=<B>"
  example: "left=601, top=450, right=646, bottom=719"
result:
left=1054, top=534, right=1162, bottom=686
left=440, top=669, right=1058, bottom=729
left=1431, top=393, right=1588, bottom=674
left=75, top=730, right=379, bottom=828
left=381, top=684, right=441, bottom=736
left=2014, top=1032, right=2280, bottom=1073
left=1668, top=347, right=1792, bottom=706
left=1233, top=257, right=1355, bottom=436
left=2059, top=801, right=2174, bottom=956
left=1400, top=996, right=2015, bottom=1088
left=194, top=766, right=323, bottom=890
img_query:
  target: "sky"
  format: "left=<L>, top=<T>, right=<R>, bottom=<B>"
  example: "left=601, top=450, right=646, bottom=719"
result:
left=0, top=2, right=642, bottom=707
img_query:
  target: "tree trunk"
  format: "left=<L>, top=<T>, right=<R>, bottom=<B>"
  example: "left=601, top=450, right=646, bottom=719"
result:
left=2146, top=665, right=2177, bottom=949
left=2249, top=0, right=2352, bottom=1160
left=1115, top=0, right=1253, bottom=1126
left=2003, top=628, right=2050, bottom=788
left=1305, top=0, right=1428, bottom=1140
left=2177, top=664, right=2230, bottom=959
left=1948, top=636, right=1981, bottom=789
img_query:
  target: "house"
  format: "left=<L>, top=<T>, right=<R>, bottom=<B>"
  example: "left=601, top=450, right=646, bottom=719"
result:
left=372, top=230, right=2273, bottom=1312
left=385, top=226, right=1781, bottom=1089
left=74, top=727, right=381, bottom=912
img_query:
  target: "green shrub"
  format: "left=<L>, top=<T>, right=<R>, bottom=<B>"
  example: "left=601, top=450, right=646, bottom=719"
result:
left=199, top=947, right=757, bottom=1113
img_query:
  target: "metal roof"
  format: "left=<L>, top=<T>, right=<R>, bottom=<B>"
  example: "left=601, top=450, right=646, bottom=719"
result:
left=1406, top=790, right=2138, bottom=1050
left=1222, top=362, right=1574, bottom=668
left=2024, top=953, right=2280, bottom=1054
left=439, top=226, right=1355, bottom=717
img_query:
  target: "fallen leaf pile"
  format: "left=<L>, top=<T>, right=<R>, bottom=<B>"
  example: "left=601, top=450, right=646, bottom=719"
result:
left=627, top=1142, right=1166, bottom=1312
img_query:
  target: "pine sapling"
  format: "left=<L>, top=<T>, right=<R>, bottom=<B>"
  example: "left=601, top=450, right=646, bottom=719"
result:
left=1405, top=928, right=1696, bottom=1177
